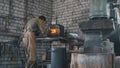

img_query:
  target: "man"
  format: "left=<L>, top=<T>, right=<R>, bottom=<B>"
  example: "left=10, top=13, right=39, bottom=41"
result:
left=22, top=16, right=47, bottom=68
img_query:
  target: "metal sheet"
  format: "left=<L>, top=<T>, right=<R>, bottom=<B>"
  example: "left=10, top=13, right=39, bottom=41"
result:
left=71, top=53, right=114, bottom=68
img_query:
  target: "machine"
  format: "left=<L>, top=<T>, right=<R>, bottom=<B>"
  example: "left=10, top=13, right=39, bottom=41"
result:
left=79, top=0, right=119, bottom=54
left=37, top=23, right=83, bottom=68
left=74, top=0, right=120, bottom=68
left=47, top=24, right=83, bottom=68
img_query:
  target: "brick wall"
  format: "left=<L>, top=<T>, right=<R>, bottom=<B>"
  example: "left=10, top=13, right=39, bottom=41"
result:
left=27, top=0, right=52, bottom=24
left=0, top=0, right=52, bottom=41
left=0, top=0, right=89, bottom=40
left=52, top=0, right=89, bottom=33
left=0, top=0, right=90, bottom=67
left=0, top=0, right=52, bottom=67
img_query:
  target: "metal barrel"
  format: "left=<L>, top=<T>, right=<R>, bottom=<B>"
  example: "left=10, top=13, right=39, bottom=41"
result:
left=115, top=56, right=120, bottom=68
left=51, top=48, right=67, bottom=68
left=70, top=53, right=114, bottom=68
left=47, top=64, right=51, bottom=68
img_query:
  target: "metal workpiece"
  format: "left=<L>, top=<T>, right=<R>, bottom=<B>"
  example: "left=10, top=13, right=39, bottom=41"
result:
left=36, top=28, right=84, bottom=42
left=36, top=37, right=67, bottom=43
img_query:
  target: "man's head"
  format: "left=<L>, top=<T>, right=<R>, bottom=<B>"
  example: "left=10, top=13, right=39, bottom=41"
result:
left=39, top=16, right=46, bottom=22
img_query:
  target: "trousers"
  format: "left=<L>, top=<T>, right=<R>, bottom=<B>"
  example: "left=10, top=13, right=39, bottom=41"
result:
left=22, top=32, right=37, bottom=68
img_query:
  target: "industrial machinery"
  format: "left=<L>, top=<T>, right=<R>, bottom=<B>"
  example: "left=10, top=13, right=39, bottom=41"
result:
left=36, top=23, right=84, bottom=68
left=73, top=0, right=120, bottom=68
left=79, top=0, right=120, bottom=54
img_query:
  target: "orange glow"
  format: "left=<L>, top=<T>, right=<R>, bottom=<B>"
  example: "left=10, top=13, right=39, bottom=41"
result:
left=50, top=28, right=57, bottom=34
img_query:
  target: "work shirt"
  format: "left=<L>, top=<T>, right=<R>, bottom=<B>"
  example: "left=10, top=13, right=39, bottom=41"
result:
left=24, top=18, right=45, bottom=36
